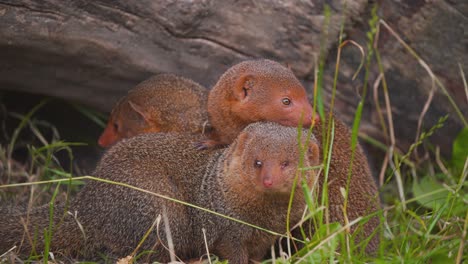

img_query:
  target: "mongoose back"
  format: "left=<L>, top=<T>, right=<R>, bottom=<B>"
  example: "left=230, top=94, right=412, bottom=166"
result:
left=198, top=59, right=316, bottom=149
left=98, top=73, right=209, bottom=147
left=301, top=114, right=381, bottom=253
left=0, top=122, right=320, bottom=263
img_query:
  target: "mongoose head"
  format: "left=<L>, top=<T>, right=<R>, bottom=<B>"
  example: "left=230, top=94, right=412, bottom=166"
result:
left=98, top=97, right=161, bottom=147
left=212, top=59, right=317, bottom=129
left=99, top=74, right=209, bottom=148
left=225, top=122, right=320, bottom=194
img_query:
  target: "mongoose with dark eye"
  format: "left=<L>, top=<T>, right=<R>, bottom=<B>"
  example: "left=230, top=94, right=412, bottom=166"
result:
left=98, top=60, right=380, bottom=252
left=197, top=59, right=317, bottom=149
left=98, top=73, right=209, bottom=147
left=195, top=59, right=380, bottom=252
left=0, top=122, right=320, bottom=263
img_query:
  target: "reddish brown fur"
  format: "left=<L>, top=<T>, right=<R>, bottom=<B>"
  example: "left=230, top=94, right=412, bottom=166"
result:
left=199, top=59, right=316, bottom=149
left=98, top=73, right=209, bottom=147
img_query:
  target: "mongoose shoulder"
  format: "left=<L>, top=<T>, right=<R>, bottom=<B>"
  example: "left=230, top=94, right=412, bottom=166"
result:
left=1, top=122, right=320, bottom=263
left=198, top=59, right=316, bottom=149
left=98, top=73, right=209, bottom=147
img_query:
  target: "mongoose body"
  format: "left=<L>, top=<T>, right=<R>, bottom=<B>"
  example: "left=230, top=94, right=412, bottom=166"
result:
left=306, top=115, right=381, bottom=252
left=0, top=122, right=320, bottom=263
left=98, top=73, right=209, bottom=147
left=199, top=59, right=316, bottom=149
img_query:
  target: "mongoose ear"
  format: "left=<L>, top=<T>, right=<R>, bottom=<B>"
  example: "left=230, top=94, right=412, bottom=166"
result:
left=308, top=141, right=320, bottom=165
left=235, top=131, right=250, bottom=150
left=234, top=74, right=255, bottom=101
left=128, top=100, right=153, bottom=124
left=224, top=131, right=250, bottom=168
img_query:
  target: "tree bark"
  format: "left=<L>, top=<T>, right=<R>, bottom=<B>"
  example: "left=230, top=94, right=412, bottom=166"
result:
left=0, top=0, right=466, bottom=158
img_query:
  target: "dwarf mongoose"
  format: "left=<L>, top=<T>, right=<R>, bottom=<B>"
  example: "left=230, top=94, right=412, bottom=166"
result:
left=1, top=122, right=320, bottom=263
left=98, top=73, right=209, bottom=147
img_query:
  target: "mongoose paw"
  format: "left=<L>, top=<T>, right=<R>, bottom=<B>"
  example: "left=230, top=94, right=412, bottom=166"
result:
left=193, top=139, right=226, bottom=150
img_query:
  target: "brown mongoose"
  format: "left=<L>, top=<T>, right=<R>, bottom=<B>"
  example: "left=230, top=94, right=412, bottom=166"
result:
left=98, top=73, right=209, bottom=147
left=195, top=58, right=381, bottom=251
left=0, top=122, right=320, bottom=263
left=197, top=59, right=318, bottom=149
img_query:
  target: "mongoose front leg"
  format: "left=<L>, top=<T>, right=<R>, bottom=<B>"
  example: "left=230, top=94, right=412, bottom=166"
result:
left=193, top=139, right=227, bottom=150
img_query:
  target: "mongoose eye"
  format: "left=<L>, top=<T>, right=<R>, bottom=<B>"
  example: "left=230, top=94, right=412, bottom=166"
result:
left=280, top=161, right=289, bottom=169
left=282, top=98, right=291, bottom=106
left=113, top=123, right=119, bottom=132
left=254, top=160, right=263, bottom=168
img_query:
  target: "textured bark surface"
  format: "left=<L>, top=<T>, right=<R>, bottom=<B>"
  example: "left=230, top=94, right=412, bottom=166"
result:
left=309, top=0, right=467, bottom=157
left=0, top=0, right=466, bottom=158
left=0, top=0, right=365, bottom=110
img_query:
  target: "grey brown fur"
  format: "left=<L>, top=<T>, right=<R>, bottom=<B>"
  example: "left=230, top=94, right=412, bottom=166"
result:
left=311, top=115, right=381, bottom=252
left=98, top=73, right=209, bottom=147
left=0, top=122, right=320, bottom=263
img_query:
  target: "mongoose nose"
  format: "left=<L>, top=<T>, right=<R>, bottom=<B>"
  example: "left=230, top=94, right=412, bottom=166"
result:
left=98, top=135, right=111, bottom=148
left=299, top=100, right=317, bottom=127
left=263, top=178, right=273, bottom=187
left=98, top=123, right=118, bottom=147
left=312, top=113, right=320, bottom=125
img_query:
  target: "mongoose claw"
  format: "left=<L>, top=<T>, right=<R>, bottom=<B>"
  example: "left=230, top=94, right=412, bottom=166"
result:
left=193, top=139, right=226, bottom=150
left=193, top=141, right=208, bottom=150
